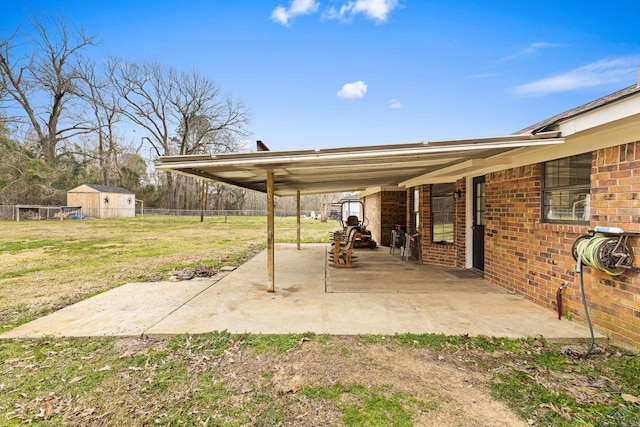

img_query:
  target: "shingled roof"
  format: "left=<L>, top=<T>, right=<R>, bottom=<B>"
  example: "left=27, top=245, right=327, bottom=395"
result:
left=517, top=83, right=640, bottom=135
left=83, top=184, right=133, bottom=194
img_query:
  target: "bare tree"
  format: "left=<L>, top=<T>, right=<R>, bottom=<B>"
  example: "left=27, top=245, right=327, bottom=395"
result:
left=175, top=123, right=249, bottom=215
left=173, top=72, right=249, bottom=156
left=173, top=70, right=218, bottom=155
left=0, top=15, right=96, bottom=164
left=109, top=59, right=179, bottom=207
left=110, top=59, right=249, bottom=208
left=109, top=60, right=171, bottom=157
left=304, top=193, right=346, bottom=221
left=200, top=131, right=247, bottom=212
left=75, top=58, right=123, bottom=185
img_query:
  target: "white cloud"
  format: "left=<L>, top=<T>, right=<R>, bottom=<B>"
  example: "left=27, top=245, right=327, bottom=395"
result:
left=325, top=0, right=399, bottom=23
left=271, top=6, right=289, bottom=25
left=513, top=56, right=640, bottom=96
left=471, top=73, right=499, bottom=79
left=270, top=0, right=319, bottom=26
left=337, top=81, right=368, bottom=99
left=500, top=42, right=561, bottom=62
left=388, top=98, right=402, bottom=109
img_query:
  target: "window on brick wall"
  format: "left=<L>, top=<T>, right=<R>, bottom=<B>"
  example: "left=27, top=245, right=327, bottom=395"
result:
left=542, top=153, right=591, bottom=223
left=432, top=183, right=454, bottom=243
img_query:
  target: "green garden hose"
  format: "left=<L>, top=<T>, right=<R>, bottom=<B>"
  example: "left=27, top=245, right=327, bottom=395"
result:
left=567, top=232, right=634, bottom=358
left=572, top=235, right=633, bottom=275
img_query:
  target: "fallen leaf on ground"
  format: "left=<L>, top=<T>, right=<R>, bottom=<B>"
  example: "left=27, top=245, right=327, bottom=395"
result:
left=80, top=407, right=96, bottom=417
left=621, top=394, right=640, bottom=404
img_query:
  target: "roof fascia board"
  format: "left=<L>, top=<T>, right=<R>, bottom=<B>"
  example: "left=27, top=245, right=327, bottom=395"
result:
left=468, top=144, right=586, bottom=178
left=156, top=135, right=564, bottom=171
left=400, top=157, right=514, bottom=187
left=358, top=187, right=382, bottom=197
left=315, top=142, right=425, bottom=153
left=277, top=186, right=367, bottom=197
left=516, top=85, right=640, bottom=134
left=158, top=167, right=271, bottom=195
left=557, top=96, right=640, bottom=137
left=452, top=143, right=586, bottom=179
left=155, top=147, right=440, bottom=169
left=427, top=131, right=560, bottom=146
left=359, top=185, right=405, bottom=197
left=515, top=113, right=640, bottom=162
left=157, top=143, right=426, bottom=164
left=452, top=114, right=640, bottom=178
left=160, top=167, right=217, bottom=183
left=399, top=138, right=564, bottom=186
left=401, top=176, right=461, bottom=186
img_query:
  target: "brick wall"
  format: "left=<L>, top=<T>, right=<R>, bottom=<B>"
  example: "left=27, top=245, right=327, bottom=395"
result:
left=382, top=191, right=407, bottom=244
left=363, top=192, right=381, bottom=245
left=454, top=179, right=466, bottom=268
left=363, top=191, right=407, bottom=246
left=418, top=184, right=457, bottom=267
left=485, top=141, right=640, bottom=350
left=587, top=142, right=640, bottom=349
left=405, top=187, right=420, bottom=260
left=591, top=143, right=640, bottom=234
left=406, top=188, right=415, bottom=234
left=381, top=191, right=407, bottom=247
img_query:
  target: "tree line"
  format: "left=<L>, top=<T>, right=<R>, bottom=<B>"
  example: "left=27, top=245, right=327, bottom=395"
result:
left=0, top=14, right=252, bottom=211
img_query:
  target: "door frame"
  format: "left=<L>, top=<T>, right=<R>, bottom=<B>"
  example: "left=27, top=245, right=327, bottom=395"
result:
left=465, top=176, right=486, bottom=271
left=471, top=176, right=485, bottom=271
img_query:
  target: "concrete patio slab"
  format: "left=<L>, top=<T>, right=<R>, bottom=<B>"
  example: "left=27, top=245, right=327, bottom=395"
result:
left=1, top=244, right=604, bottom=342
left=1, top=278, right=221, bottom=338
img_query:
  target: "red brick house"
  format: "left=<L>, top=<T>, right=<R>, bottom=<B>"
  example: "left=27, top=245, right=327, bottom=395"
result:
left=157, top=80, right=640, bottom=350
left=363, top=83, right=640, bottom=349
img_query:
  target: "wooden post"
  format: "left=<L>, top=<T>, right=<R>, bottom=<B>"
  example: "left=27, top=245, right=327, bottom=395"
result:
left=267, top=171, right=275, bottom=292
left=296, top=190, right=301, bottom=250
left=200, top=180, right=206, bottom=222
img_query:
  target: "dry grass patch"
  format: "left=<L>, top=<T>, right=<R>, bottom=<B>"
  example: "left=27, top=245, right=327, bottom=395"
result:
left=0, top=215, right=336, bottom=332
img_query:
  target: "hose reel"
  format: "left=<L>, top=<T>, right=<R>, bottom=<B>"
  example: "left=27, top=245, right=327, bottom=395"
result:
left=563, top=227, right=637, bottom=359
left=571, top=231, right=634, bottom=276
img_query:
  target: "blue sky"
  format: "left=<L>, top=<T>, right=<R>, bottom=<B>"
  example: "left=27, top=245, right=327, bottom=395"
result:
left=3, top=0, right=640, bottom=151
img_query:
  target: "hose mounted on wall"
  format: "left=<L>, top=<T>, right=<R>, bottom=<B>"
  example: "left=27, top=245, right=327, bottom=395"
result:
left=571, top=228, right=634, bottom=275
left=566, top=227, right=637, bottom=359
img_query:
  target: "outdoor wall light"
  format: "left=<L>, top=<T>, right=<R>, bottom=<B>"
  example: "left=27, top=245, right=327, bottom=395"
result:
left=454, top=190, right=462, bottom=198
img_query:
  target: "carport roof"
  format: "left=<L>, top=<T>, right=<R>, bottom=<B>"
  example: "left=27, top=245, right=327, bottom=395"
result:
left=155, top=131, right=564, bottom=196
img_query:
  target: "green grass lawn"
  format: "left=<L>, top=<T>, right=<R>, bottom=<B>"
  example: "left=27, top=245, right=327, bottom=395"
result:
left=0, top=333, right=638, bottom=426
left=1, top=216, right=639, bottom=426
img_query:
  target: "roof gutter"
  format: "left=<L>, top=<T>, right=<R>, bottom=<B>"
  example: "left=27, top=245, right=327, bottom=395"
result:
left=156, top=132, right=563, bottom=171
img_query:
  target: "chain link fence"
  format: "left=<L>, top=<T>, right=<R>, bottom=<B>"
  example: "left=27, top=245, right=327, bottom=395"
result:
left=1, top=205, right=83, bottom=221
left=139, top=208, right=315, bottom=218
left=0, top=205, right=317, bottom=221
